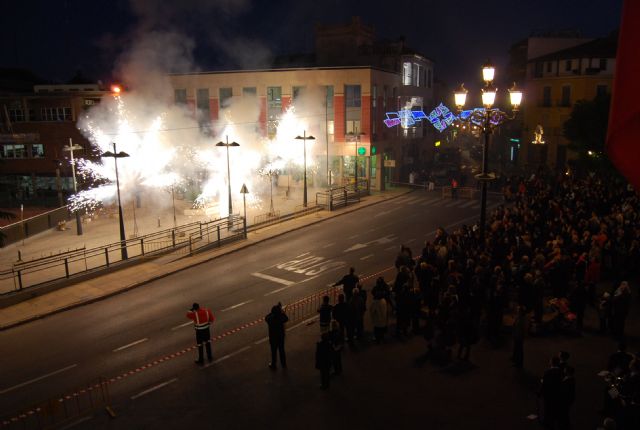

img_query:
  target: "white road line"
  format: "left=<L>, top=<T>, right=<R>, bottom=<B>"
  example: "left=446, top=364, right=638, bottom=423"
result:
left=0, top=364, right=78, bottom=394
left=113, top=338, right=148, bottom=352
left=405, top=238, right=416, bottom=244
left=421, top=199, right=440, bottom=206
left=264, top=286, right=292, bottom=296
left=348, top=234, right=359, bottom=239
left=404, top=197, right=422, bottom=205
left=251, top=272, right=295, bottom=286
left=221, top=300, right=253, bottom=312
left=459, top=199, right=477, bottom=208
left=171, top=321, right=192, bottom=331
left=294, top=252, right=311, bottom=258
left=206, top=346, right=252, bottom=367
left=374, top=207, right=401, bottom=217
left=360, top=254, right=374, bottom=260
left=322, top=242, right=335, bottom=248
left=254, top=337, right=269, bottom=345
left=131, top=378, right=178, bottom=400
left=384, top=246, right=396, bottom=251
left=444, top=200, right=462, bottom=207
left=287, top=316, right=318, bottom=331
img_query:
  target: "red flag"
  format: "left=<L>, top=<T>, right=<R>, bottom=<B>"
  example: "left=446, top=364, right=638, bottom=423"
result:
left=607, top=0, right=640, bottom=190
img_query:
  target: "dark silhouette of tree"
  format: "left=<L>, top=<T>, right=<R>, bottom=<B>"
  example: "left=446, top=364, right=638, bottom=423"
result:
left=563, top=94, right=610, bottom=155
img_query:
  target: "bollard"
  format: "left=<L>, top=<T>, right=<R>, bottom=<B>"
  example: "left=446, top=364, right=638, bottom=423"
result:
left=157, top=217, right=161, bottom=228
left=64, top=258, right=69, bottom=278
left=105, top=248, right=110, bottom=267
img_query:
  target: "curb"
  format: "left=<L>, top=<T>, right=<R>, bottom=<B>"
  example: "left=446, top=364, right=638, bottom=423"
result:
left=0, top=189, right=414, bottom=331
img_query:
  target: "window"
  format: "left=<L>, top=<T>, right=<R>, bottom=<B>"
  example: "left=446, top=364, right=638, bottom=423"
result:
left=31, top=144, right=44, bottom=158
left=412, top=63, right=420, bottom=86
left=8, top=109, right=25, bottom=122
left=596, top=85, right=608, bottom=98
left=403, top=62, right=412, bottom=85
left=534, top=62, right=544, bottom=78
left=40, top=107, right=71, bottom=121
left=1, top=144, right=27, bottom=158
left=542, top=86, right=551, bottom=107
left=292, top=86, right=305, bottom=102
left=565, top=60, right=572, bottom=72
left=325, top=86, right=334, bottom=109
left=346, top=120, right=361, bottom=134
left=219, top=87, right=232, bottom=109
left=372, top=85, right=377, bottom=108
left=345, top=85, right=361, bottom=107
left=196, top=89, right=209, bottom=110
left=242, top=87, right=256, bottom=97
left=546, top=62, right=552, bottom=73
left=267, top=87, right=282, bottom=137
left=174, top=89, right=187, bottom=105
left=599, top=58, right=607, bottom=70
left=561, top=85, right=571, bottom=107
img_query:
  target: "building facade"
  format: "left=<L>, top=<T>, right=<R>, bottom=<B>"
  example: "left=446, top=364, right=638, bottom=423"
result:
left=520, top=33, right=617, bottom=171
left=0, top=84, right=110, bottom=206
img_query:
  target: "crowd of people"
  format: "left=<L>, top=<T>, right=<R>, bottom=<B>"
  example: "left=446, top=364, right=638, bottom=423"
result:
left=306, top=171, right=639, bottom=428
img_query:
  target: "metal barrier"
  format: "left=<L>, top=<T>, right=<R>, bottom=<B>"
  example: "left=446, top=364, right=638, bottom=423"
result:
left=283, top=286, right=340, bottom=324
left=253, top=211, right=281, bottom=227
left=0, top=377, right=111, bottom=430
left=315, top=180, right=368, bottom=211
left=0, top=215, right=246, bottom=295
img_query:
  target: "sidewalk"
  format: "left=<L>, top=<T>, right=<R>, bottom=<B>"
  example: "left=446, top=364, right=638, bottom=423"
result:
left=0, top=187, right=413, bottom=330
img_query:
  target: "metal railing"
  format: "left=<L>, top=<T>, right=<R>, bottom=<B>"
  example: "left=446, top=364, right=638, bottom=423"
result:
left=0, top=215, right=246, bottom=295
left=283, top=285, right=340, bottom=324
left=0, top=377, right=111, bottom=429
left=315, top=179, right=368, bottom=211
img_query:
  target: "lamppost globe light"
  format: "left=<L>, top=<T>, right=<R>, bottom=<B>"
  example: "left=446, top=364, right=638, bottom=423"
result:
left=482, top=60, right=495, bottom=83
left=454, top=84, right=468, bottom=110
left=481, top=86, right=497, bottom=108
left=509, top=82, right=523, bottom=110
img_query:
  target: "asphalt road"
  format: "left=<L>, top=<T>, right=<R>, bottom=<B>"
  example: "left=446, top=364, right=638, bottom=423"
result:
left=0, top=191, right=499, bottom=419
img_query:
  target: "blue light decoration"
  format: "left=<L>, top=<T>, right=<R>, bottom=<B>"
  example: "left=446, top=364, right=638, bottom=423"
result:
left=424, top=103, right=456, bottom=133
left=384, top=104, right=458, bottom=132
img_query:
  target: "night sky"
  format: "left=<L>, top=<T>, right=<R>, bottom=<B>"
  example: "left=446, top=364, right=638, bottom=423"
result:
left=0, top=0, right=623, bottom=88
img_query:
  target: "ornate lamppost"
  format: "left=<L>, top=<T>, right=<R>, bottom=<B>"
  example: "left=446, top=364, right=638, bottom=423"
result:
left=101, top=142, right=130, bottom=260
left=454, top=60, right=522, bottom=245
left=216, top=136, right=240, bottom=217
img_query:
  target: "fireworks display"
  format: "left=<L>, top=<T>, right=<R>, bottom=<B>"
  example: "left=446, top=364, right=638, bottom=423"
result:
left=72, top=88, right=325, bottom=220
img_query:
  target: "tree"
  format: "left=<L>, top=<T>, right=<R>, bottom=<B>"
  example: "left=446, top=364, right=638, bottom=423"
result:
left=563, top=94, right=610, bottom=155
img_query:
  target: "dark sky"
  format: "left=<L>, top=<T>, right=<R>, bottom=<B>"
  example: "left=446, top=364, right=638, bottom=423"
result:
left=0, top=0, right=623, bottom=88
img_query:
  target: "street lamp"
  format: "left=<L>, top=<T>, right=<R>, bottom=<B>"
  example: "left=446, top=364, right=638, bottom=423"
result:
left=101, top=142, right=130, bottom=260
left=216, top=136, right=240, bottom=217
left=63, top=139, right=84, bottom=235
left=295, top=131, right=315, bottom=207
left=454, top=60, right=522, bottom=245
left=347, top=126, right=365, bottom=192
left=240, top=183, right=249, bottom=238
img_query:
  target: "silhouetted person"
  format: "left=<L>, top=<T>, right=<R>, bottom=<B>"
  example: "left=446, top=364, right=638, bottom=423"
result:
left=265, top=303, right=289, bottom=370
left=315, top=332, right=332, bottom=389
left=541, top=356, right=563, bottom=428
left=333, top=267, right=359, bottom=301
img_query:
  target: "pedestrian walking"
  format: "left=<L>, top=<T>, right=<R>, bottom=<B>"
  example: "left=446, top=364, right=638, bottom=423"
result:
left=315, top=332, right=332, bottom=389
left=265, top=303, right=289, bottom=370
left=333, top=267, right=360, bottom=301
left=317, top=295, right=333, bottom=334
left=186, top=303, right=215, bottom=365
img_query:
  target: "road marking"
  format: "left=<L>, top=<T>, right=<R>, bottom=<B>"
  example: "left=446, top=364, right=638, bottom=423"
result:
left=254, top=337, right=269, bottom=345
left=0, top=364, right=78, bottom=394
left=251, top=272, right=294, bottom=286
left=171, top=321, right=192, bottom=331
left=322, top=242, right=335, bottom=248
left=344, top=243, right=367, bottom=252
left=360, top=254, right=374, bottom=260
left=287, top=316, right=318, bottom=331
left=404, top=197, right=422, bottom=205
left=385, top=246, right=396, bottom=251
left=113, top=338, right=148, bottom=352
left=348, top=234, right=359, bottom=239
left=405, top=238, right=416, bottom=244
left=131, top=378, right=178, bottom=400
left=459, top=199, right=477, bottom=208
left=421, top=199, right=440, bottom=206
left=373, top=206, right=401, bottom=217
left=221, top=300, right=253, bottom=312
left=206, top=346, right=252, bottom=367
left=264, top=286, right=292, bottom=296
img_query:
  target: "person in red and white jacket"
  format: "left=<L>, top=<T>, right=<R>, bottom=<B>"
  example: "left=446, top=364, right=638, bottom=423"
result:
left=186, top=303, right=215, bottom=364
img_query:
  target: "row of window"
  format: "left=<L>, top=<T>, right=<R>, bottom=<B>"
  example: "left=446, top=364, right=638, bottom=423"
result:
left=541, top=84, right=608, bottom=107
left=7, top=107, right=73, bottom=122
left=535, top=58, right=608, bottom=77
left=402, top=62, right=432, bottom=88
left=1, top=143, right=45, bottom=159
